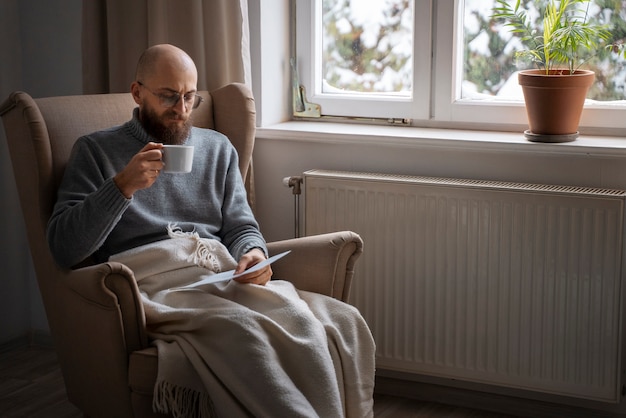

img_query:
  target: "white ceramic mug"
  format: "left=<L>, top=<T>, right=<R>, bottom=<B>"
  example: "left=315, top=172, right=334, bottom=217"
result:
left=161, top=145, right=194, bottom=173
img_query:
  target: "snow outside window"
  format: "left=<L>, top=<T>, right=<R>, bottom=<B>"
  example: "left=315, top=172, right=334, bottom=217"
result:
left=295, top=0, right=626, bottom=132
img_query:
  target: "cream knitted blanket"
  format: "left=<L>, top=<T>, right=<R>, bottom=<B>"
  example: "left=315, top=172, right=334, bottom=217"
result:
left=110, top=227, right=375, bottom=417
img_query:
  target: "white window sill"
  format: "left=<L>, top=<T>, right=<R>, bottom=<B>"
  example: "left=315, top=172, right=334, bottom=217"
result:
left=256, top=121, right=626, bottom=158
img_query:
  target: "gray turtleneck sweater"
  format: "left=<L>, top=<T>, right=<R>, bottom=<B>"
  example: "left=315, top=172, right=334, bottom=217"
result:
left=47, top=109, right=267, bottom=268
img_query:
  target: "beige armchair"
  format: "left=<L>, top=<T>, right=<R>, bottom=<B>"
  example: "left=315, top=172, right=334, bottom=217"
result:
left=0, top=83, right=363, bottom=418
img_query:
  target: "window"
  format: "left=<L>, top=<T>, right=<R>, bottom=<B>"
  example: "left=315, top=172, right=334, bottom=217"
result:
left=295, top=0, right=432, bottom=120
left=294, top=0, right=626, bottom=132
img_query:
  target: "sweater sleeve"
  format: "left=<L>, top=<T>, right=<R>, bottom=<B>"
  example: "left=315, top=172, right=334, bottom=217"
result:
left=218, top=148, right=268, bottom=261
left=46, top=139, right=131, bottom=268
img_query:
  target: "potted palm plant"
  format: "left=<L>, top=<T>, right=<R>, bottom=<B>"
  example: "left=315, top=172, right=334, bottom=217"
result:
left=492, top=0, right=613, bottom=142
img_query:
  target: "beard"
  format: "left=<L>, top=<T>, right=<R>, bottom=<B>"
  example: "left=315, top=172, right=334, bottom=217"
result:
left=140, top=106, right=192, bottom=145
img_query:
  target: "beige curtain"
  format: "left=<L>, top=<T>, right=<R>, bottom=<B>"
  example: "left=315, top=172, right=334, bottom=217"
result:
left=82, top=0, right=251, bottom=94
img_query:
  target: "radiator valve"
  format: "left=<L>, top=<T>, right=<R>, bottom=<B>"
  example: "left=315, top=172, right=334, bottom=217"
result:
left=283, top=176, right=303, bottom=195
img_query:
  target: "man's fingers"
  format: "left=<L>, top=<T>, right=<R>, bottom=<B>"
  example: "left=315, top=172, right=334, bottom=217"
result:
left=234, top=265, right=272, bottom=285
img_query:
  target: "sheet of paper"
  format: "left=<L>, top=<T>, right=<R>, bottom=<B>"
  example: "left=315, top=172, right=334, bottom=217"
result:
left=172, top=250, right=291, bottom=290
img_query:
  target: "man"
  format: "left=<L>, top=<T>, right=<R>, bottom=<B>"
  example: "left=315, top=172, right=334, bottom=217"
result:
left=47, top=44, right=375, bottom=417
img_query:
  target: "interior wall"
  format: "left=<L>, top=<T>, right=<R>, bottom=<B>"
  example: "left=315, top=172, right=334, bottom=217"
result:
left=0, top=0, right=82, bottom=345
left=248, top=0, right=291, bottom=127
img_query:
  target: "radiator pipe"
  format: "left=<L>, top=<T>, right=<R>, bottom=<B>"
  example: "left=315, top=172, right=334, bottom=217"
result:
left=283, top=176, right=303, bottom=238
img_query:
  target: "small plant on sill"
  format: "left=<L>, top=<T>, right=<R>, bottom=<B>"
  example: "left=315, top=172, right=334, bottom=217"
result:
left=491, top=0, right=621, bottom=75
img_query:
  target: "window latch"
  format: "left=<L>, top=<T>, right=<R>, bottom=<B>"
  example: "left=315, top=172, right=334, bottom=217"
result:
left=291, top=58, right=321, bottom=118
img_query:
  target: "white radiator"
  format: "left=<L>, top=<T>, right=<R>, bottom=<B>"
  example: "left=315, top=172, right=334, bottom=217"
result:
left=303, top=169, right=626, bottom=403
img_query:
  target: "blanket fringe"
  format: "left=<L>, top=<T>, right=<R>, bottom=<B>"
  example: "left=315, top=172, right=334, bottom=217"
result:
left=167, top=223, right=222, bottom=273
left=153, top=380, right=215, bottom=418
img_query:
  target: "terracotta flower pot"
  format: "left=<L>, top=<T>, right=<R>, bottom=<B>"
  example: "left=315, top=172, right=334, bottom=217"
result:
left=518, top=69, right=595, bottom=142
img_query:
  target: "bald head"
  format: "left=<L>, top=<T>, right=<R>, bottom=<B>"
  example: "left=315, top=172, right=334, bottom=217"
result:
left=130, top=44, right=199, bottom=144
left=135, top=44, right=197, bottom=84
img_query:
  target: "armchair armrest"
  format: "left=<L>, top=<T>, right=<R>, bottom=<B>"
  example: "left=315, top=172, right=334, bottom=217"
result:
left=52, top=262, right=147, bottom=416
left=61, top=262, right=148, bottom=352
left=267, top=231, right=363, bottom=302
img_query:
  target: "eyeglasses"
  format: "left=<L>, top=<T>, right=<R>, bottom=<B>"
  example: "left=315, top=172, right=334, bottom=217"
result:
left=137, top=81, right=204, bottom=110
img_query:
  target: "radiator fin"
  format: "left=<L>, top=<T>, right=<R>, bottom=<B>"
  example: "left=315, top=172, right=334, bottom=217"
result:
left=304, top=169, right=624, bottom=402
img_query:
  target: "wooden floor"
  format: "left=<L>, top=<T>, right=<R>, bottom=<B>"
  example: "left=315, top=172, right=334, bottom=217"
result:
left=0, top=344, right=82, bottom=418
left=0, top=343, right=517, bottom=418
left=373, top=393, right=516, bottom=418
